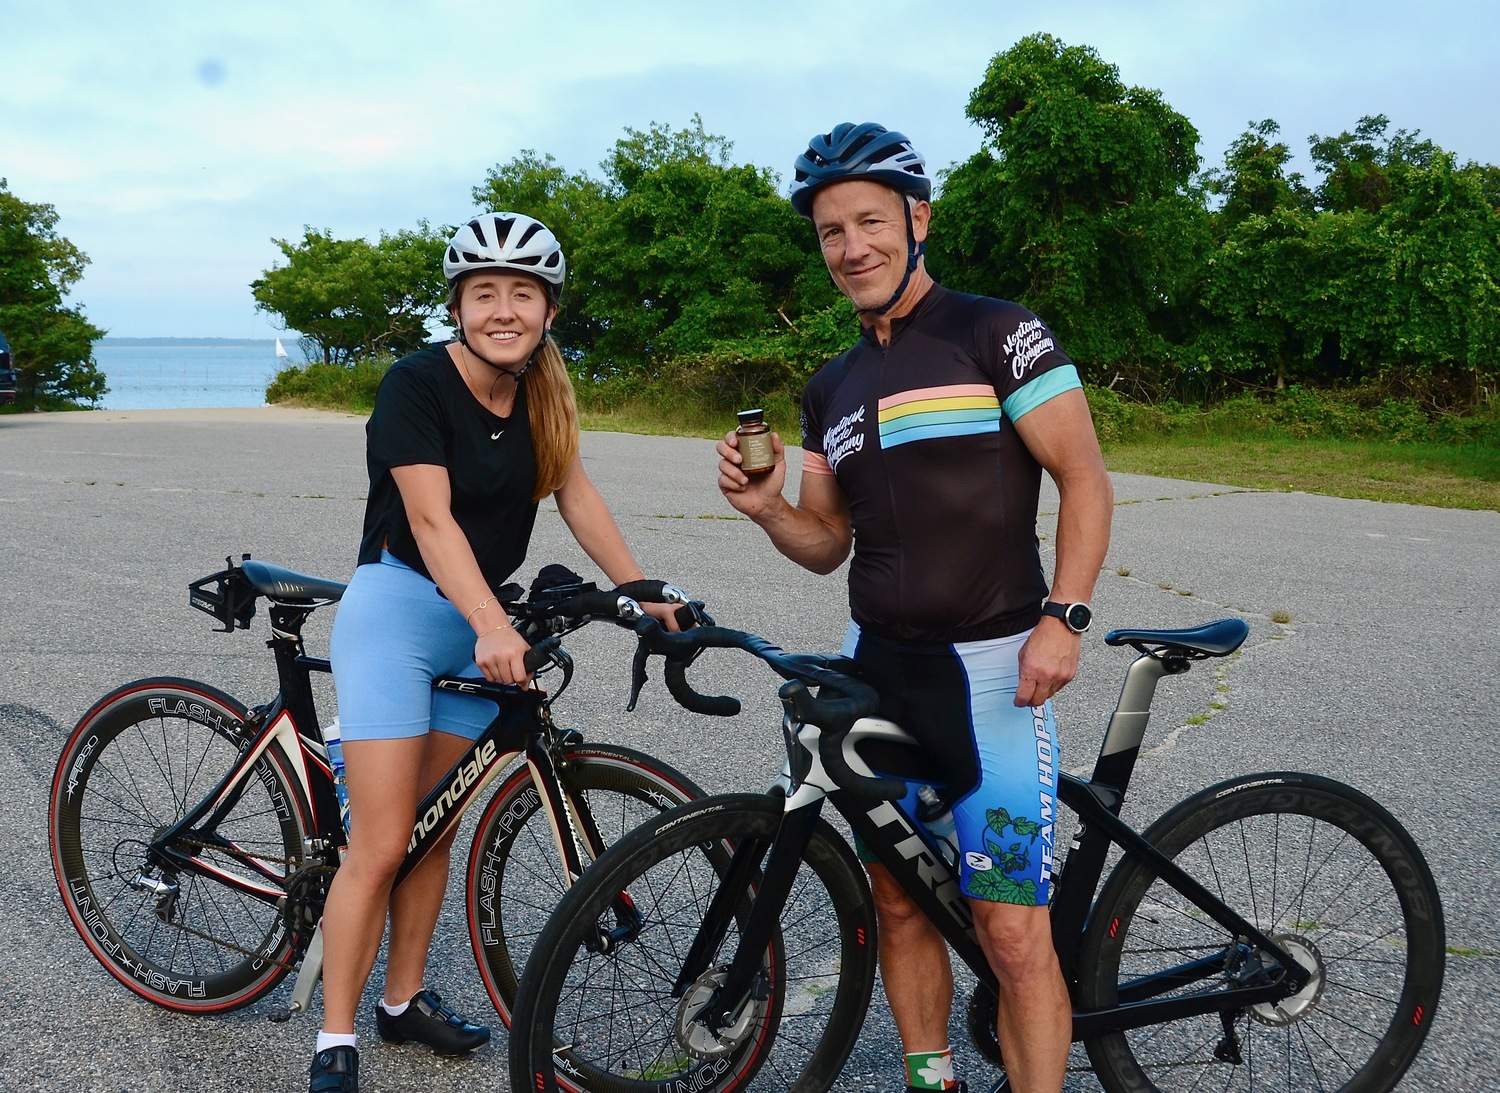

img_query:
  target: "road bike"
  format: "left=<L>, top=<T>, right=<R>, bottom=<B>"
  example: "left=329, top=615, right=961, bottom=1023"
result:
left=508, top=617, right=1444, bottom=1092
left=49, top=553, right=710, bottom=1028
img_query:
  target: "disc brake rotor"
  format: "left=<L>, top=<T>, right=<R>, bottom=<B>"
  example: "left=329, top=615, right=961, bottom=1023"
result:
left=675, top=965, right=767, bottom=1059
left=1250, top=934, right=1326, bottom=1027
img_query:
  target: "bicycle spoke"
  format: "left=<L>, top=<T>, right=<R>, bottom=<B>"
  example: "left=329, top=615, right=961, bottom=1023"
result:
left=1081, top=776, right=1443, bottom=1093
left=53, top=681, right=306, bottom=1012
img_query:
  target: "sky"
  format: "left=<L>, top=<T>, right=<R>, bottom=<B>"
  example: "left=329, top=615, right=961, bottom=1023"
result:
left=4, top=0, right=1498, bottom=340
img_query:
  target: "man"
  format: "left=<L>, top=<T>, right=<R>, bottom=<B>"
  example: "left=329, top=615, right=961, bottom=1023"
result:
left=716, top=122, right=1113, bottom=1093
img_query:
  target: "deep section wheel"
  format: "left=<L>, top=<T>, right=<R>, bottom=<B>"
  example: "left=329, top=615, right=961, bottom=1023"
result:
left=508, top=793, right=879, bottom=1092
left=467, top=743, right=704, bottom=1026
left=51, top=679, right=309, bottom=1012
left=1079, top=773, right=1444, bottom=1093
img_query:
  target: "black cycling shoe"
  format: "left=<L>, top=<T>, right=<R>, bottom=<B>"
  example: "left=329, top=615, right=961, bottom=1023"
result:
left=309, top=1046, right=358, bottom=1093
left=375, top=989, right=490, bottom=1056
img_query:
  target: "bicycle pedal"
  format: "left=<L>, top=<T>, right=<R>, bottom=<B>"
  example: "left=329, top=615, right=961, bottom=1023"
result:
left=266, top=1004, right=293, bottom=1023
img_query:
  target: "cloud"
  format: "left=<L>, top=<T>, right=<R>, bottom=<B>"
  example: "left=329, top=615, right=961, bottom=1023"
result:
left=3, top=0, right=1497, bottom=336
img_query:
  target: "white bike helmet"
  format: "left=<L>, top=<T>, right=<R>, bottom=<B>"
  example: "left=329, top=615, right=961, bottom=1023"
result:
left=788, top=122, right=930, bottom=220
left=443, top=212, right=566, bottom=301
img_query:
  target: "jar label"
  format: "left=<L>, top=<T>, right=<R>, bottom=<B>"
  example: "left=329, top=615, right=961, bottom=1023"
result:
left=740, top=430, right=775, bottom=473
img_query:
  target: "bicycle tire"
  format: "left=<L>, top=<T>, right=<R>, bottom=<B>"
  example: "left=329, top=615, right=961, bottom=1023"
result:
left=50, top=678, right=311, bottom=1013
left=1078, top=772, right=1444, bottom=1093
left=466, top=742, right=706, bottom=1027
left=508, top=793, right=879, bottom=1093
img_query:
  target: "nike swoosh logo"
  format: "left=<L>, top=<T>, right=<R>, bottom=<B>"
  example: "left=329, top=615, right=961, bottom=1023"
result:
left=491, top=431, right=503, bottom=440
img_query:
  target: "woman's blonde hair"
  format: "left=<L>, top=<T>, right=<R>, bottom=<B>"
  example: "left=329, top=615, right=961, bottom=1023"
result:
left=447, top=274, right=578, bottom=501
left=522, top=335, right=580, bottom=500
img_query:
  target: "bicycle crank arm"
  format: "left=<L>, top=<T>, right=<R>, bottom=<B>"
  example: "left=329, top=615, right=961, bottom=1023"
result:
left=268, top=924, right=325, bottom=1023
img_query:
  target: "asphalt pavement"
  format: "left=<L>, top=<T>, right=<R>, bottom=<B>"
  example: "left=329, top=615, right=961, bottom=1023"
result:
left=1, top=407, right=1495, bottom=1092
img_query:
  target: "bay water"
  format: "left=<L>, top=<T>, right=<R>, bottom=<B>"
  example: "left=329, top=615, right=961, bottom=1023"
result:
left=94, top=338, right=300, bottom=410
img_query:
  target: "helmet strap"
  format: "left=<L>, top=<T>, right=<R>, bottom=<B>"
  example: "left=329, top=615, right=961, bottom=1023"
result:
left=864, top=197, right=924, bottom=317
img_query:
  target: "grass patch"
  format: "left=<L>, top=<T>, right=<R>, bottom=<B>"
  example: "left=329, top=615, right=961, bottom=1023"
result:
left=261, top=362, right=1499, bottom=511
left=1103, top=436, right=1499, bottom=511
left=577, top=389, right=801, bottom=440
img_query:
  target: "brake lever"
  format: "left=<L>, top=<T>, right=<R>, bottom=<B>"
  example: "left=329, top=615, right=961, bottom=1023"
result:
left=628, top=597, right=711, bottom=711
left=626, top=640, right=651, bottom=712
left=674, top=599, right=715, bottom=634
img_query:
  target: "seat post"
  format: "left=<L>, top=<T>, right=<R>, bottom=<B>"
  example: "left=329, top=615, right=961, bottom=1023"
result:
left=1086, top=653, right=1180, bottom=799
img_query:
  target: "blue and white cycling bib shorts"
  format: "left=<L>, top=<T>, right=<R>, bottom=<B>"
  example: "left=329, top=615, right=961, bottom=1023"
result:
left=843, top=621, right=1060, bottom=907
left=329, top=552, right=519, bottom=743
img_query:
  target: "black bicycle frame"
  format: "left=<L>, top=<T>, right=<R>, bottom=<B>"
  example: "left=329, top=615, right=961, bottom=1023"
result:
left=147, top=600, right=594, bottom=906
left=683, top=644, right=1313, bottom=1042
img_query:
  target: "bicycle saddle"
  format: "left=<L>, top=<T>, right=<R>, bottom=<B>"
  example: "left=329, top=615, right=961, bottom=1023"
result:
left=241, top=559, right=348, bottom=603
left=1104, top=618, right=1249, bottom=657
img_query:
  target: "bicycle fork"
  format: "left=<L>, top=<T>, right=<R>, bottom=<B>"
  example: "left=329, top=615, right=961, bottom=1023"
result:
left=671, top=798, right=822, bottom=1042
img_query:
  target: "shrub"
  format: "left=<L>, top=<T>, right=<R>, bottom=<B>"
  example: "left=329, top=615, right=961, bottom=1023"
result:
left=266, top=356, right=391, bottom=414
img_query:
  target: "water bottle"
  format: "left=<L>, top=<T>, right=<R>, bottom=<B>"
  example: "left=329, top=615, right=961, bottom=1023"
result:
left=916, top=785, right=958, bottom=869
left=322, top=717, right=352, bottom=834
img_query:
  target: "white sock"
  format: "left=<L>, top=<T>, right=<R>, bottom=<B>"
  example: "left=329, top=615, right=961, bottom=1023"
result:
left=316, top=1031, right=357, bottom=1052
left=379, top=997, right=410, bottom=1017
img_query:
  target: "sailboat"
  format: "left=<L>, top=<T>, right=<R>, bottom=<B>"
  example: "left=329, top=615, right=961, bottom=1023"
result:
left=274, top=337, right=289, bottom=359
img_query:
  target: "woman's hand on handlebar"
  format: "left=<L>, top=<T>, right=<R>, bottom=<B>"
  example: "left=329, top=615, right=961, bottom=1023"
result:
left=475, top=623, right=534, bottom=685
left=641, top=600, right=684, bottom=633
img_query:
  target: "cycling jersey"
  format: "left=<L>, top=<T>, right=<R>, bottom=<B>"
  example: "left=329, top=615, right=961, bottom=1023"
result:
left=800, top=283, right=1081, bottom=643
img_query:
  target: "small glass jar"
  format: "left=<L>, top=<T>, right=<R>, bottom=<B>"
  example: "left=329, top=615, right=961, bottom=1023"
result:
left=736, top=409, right=775, bottom=475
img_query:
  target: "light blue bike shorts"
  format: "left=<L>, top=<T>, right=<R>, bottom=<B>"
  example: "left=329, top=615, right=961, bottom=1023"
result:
left=843, top=621, right=1061, bottom=907
left=329, top=552, right=513, bottom=742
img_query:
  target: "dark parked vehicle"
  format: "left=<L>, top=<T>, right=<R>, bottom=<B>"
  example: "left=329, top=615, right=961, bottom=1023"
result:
left=0, top=330, right=17, bottom=406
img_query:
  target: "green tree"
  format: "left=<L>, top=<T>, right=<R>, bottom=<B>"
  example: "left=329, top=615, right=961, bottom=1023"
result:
left=1308, top=114, right=1436, bottom=214
left=251, top=224, right=446, bottom=365
left=1193, top=206, right=1328, bottom=392
left=1194, top=118, right=1500, bottom=404
left=0, top=179, right=106, bottom=406
left=1331, top=150, right=1500, bottom=406
left=572, top=117, right=841, bottom=399
left=1202, top=120, right=1314, bottom=232
left=1191, top=122, right=1327, bottom=392
left=927, top=34, right=1207, bottom=388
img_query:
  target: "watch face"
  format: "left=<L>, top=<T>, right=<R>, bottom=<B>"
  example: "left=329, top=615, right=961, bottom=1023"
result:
left=1065, top=603, right=1092, bottom=632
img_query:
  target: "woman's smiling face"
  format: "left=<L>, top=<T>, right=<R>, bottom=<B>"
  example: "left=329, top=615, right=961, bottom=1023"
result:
left=451, top=272, right=556, bottom=368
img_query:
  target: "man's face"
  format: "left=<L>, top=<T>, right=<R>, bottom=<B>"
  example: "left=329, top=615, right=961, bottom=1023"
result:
left=810, top=179, right=930, bottom=312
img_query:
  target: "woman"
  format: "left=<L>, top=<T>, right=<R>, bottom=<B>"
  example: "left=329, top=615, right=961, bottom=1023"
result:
left=309, top=213, right=680, bottom=1093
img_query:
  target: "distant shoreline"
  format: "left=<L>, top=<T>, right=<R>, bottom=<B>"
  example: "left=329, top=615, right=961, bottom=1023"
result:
left=13, top=406, right=358, bottom=423
left=99, top=336, right=284, bottom=347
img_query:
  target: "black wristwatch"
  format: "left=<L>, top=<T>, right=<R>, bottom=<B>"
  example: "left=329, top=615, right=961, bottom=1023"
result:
left=1041, top=600, right=1092, bottom=634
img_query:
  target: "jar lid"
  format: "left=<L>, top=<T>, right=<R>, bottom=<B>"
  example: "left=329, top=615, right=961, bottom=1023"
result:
left=737, top=408, right=765, bottom=425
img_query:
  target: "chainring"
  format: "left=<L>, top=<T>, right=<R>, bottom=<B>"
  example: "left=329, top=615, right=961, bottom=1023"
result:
left=283, top=864, right=338, bottom=941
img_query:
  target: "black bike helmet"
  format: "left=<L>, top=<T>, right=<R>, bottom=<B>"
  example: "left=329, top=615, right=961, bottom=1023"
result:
left=789, top=122, right=930, bottom=220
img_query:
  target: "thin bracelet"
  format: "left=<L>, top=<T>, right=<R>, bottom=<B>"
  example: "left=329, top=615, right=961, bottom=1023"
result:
left=477, top=623, right=510, bottom=639
left=465, top=597, right=493, bottom=625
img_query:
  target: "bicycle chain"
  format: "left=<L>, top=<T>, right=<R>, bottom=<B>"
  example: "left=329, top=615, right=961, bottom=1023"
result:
left=151, top=915, right=303, bottom=971
left=171, top=834, right=303, bottom=870
left=138, top=839, right=322, bottom=970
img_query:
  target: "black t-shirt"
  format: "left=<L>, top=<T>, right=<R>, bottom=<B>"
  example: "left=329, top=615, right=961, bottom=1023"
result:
left=800, top=284, right=1081, bottom=643
left=357, top=342, right=538, bottom=593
